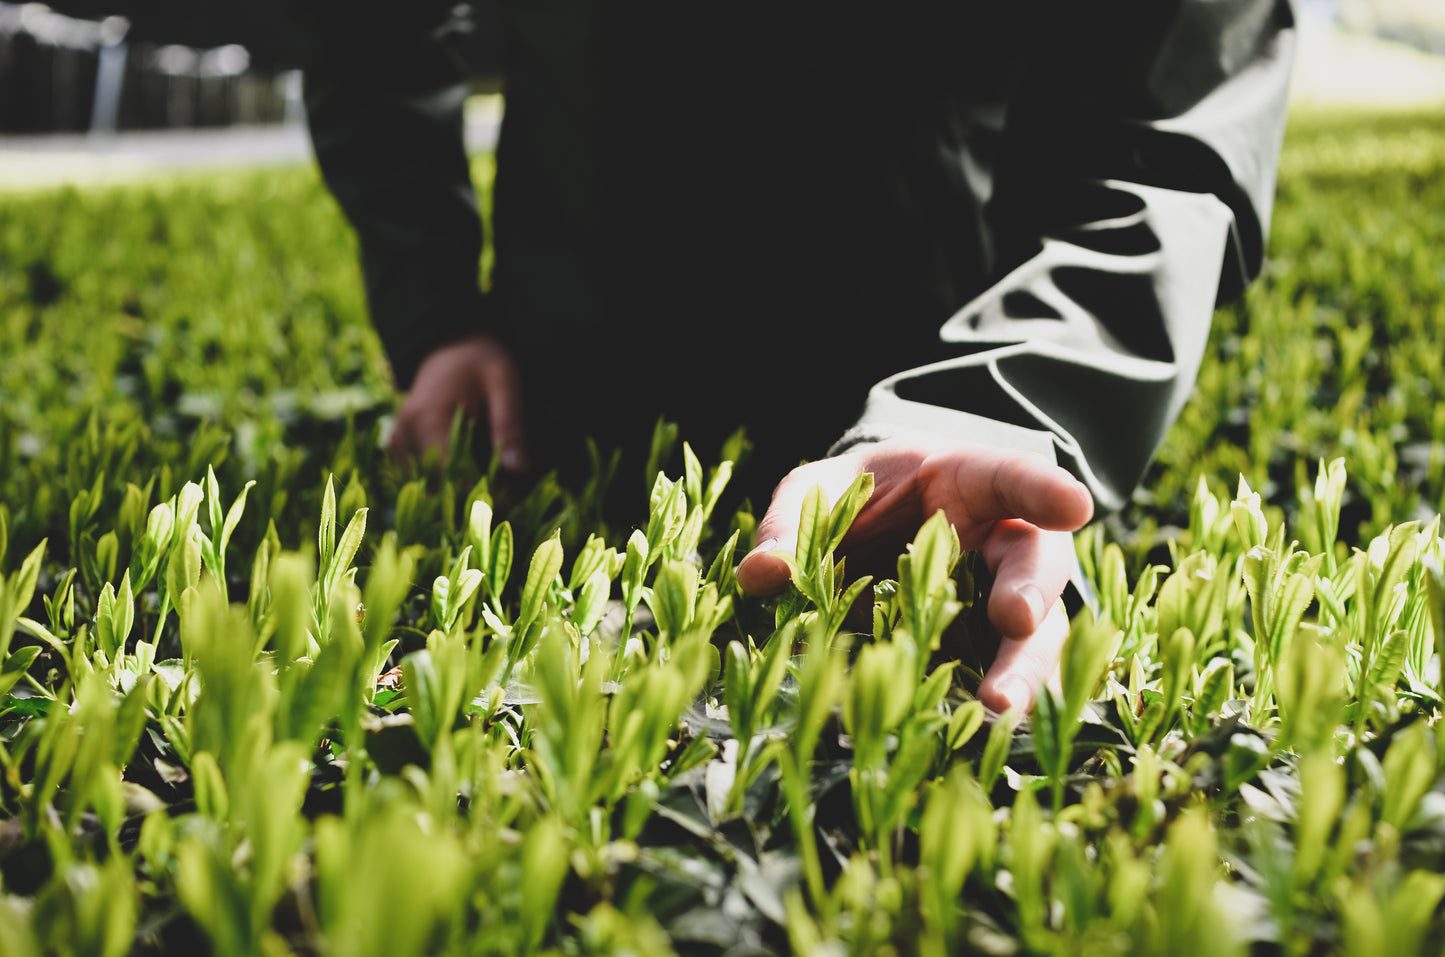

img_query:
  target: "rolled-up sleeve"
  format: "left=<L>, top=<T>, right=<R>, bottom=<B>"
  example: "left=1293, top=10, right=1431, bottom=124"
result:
left=836, top=0, right=1298, bottom=513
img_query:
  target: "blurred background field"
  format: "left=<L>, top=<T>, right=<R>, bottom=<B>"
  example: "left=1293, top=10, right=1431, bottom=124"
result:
left=1134, top=107, right=1445, bottom=553
left=0, top=0, right=1443, bottom=557
left=3, top=107, right=1443, bottom=560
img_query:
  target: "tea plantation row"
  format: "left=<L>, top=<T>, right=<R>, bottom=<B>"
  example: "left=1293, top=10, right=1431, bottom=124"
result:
left=0, top=108, right=1443, bottom=955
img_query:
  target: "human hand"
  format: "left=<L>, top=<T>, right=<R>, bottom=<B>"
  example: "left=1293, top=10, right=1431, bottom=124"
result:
left=388, top=333, right=529, bottom=472
left=735, top=440, right=1094, bottom=714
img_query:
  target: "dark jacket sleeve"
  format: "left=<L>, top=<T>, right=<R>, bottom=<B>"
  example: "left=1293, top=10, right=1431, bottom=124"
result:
left=298, top=3, right=492, bottom=390
left=834, top=0, right=1298, bottom=513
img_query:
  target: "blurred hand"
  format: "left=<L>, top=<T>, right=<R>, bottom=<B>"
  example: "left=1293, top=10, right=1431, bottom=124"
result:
left=736, top=440, right=1094, bottom=714
left=388, top=333, right=529, bottom=472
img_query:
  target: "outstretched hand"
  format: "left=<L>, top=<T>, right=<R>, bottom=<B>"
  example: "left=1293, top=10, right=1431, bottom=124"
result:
left=735, top=440, right=1094, bottom=714
left=389, top=333, right=529, bottom=472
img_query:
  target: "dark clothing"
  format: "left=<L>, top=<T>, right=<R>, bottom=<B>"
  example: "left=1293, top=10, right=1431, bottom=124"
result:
left=300, top=0, right=1297, bottom=509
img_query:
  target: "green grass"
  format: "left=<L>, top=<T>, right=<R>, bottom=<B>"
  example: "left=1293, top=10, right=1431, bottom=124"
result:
left=0, top=109, right=1444, bottom=955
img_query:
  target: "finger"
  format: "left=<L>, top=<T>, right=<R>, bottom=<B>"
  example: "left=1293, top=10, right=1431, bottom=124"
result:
left=981, top=521, right=1076, bottom=639
left=922, top=448, right=1093, bottom=537
left=387, top=412, right=413, bottom=461
left=388, top=404, right=430, bottom=463
left=977, top=599, right=1069, bottom=714
left=414, top=415, right=455, bottom=467
left=736, top=456, right=862, bottom=596
left=481, top=357, right=529, bottom=472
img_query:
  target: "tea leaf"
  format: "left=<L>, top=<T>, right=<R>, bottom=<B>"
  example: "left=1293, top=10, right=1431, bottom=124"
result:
left=325, top=507, right=368, bottom=603
left=826, top=471, right=874, bottom=555
left=317, top=474, right=337, bottom=574
left=793, top=484, right=830, bottom=580
left=519, top=532, right=563, bottom=630
left=978, top=707, right=1018, bottom=793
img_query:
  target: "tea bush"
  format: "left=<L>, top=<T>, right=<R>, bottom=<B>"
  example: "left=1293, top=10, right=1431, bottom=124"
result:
left=1, top=108, right=1444, bottom=955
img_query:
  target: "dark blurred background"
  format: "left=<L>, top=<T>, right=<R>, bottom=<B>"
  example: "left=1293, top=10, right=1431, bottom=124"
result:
left=36, top=1, right=303, bottom=66
left=0, top=1, right=504, bottom=133
left=0, top=1, right=306, bottom=132
left=2, top=0, right=1441, bottom=135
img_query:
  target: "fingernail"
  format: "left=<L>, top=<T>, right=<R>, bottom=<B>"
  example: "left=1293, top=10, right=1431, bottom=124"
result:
left=1017, top=585, right=1045, bottom=624
left=744, top=537, right=781, bottom=560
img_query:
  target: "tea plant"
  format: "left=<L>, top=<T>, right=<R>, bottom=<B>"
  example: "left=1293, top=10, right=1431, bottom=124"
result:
left=1, top=108, right=1445, bottom=953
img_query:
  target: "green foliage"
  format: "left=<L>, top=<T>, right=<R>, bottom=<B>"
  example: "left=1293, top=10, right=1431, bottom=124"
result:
left=4, top=112, right=1445, bottom=954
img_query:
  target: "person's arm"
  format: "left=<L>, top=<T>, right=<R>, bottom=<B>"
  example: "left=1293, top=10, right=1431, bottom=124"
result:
left=298, top=2, right=526, bottom=464
left=836, top=0, right=1298, bottom=513
left=740, top=0, right=1298, bottom=712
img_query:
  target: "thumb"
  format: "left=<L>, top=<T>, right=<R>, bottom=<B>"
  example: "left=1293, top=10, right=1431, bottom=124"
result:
left=736, top=535, right=794, bottom=598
